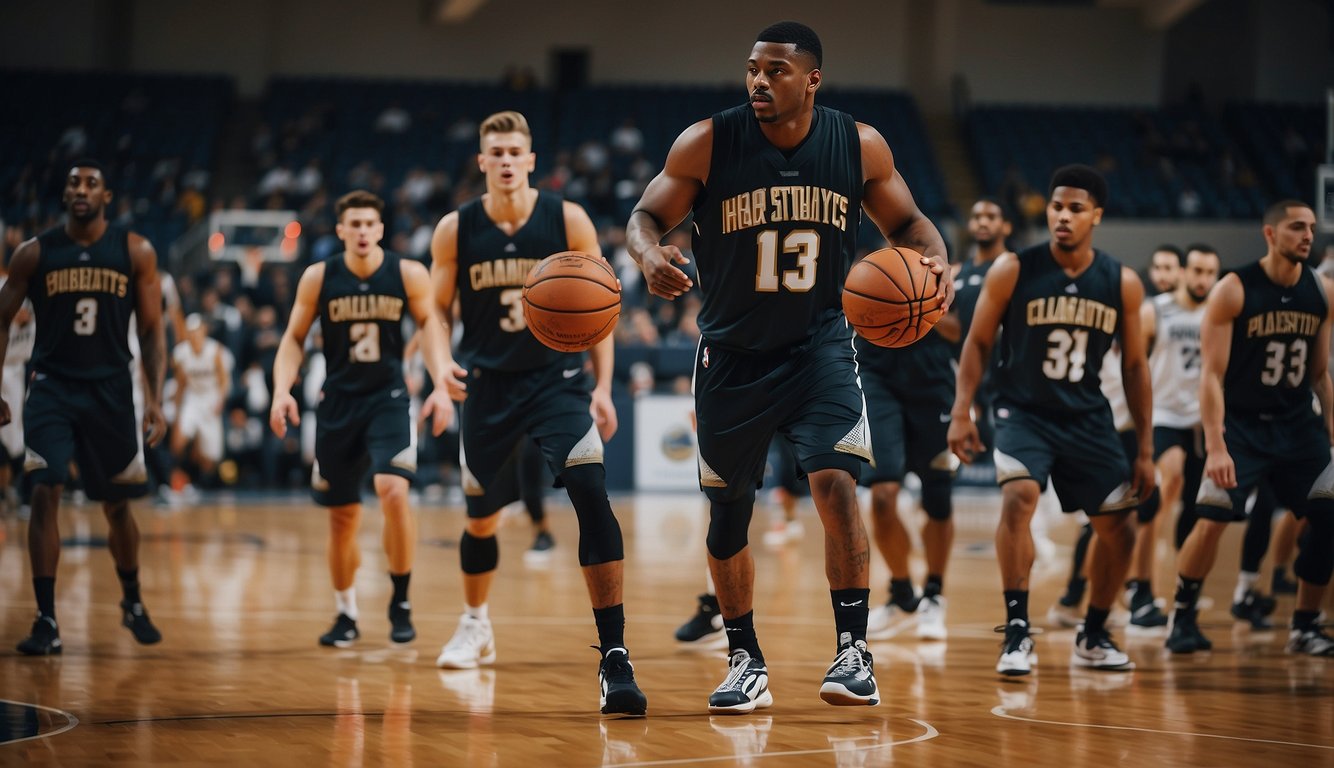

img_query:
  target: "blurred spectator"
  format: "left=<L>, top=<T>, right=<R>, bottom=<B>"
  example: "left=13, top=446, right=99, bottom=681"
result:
left=610, top=118, right=644, bottom=156
left=374, top=102, right=411, bottom=133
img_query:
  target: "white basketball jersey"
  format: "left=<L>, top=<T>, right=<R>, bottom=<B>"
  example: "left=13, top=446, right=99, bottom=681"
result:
left=174, top=338, right=223, bottom=401
left=1098, top=345, right=1132, bottom=432
left=1149, top=292, right=1204, bottom=429
left=0, top=277, right=34, bottom=366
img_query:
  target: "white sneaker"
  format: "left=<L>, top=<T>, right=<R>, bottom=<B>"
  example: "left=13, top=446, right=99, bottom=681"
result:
left=761, top=519, right=805, bottom=548
left=915, top=596, right=948, bottom=640
left=436, top=614, right=496, bottom=669
left=708, top=649, right=773, bottom=714
left=997, top=620, right=1037, bottom=676
left=1286, top=626, right=1334, bottom=657
left=867, top=602, right=915, bottom=640
left=1046, top=602, right=1082, bottom=629
left=1071, top=630, right=1135, bottom=670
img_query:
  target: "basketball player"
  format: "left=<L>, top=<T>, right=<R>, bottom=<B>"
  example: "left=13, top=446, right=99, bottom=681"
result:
left=1168, top=200, right=1334, bottom=656
left=1127, top=244, right=1218, bottom=630
left=0, top=269, right=33, bottom=513
left=628, top=22, right=951, bottom=713
left=430, top=111, right=648, bottom=716
left=170, top=314, right=229, bottom=486
left=1, top=159, right=168, bottom=655
left=270, top=190, right=454, bottom=647
left=950, top=165, right=1153, bottom=676
left=952, top=198, right=1014, bottom=458
left=859, top=312, right=960, bottom=642
left=1148, top=245, right=1185, bottom=296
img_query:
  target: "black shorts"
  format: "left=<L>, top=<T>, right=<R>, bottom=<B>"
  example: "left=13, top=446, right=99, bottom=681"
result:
left=694, top=329, right=870, bottom=503
left=460, top=362, right=598, bottom=518
left=1153, top=425, right=1202, bottom=461
left=765, top=433, right=810, bottom=497
left=24, top=371, right=146, bottom=501
left=993, top=402, right=1135, bottom=516
left=312, top=387, right=415, bottom=507
left=859, top=372, right=955, bottom=486
left=1196, top=411, right=1332, bottom=522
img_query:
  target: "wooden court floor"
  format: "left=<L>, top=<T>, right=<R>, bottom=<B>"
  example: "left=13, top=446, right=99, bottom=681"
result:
left=1, top=490, right=1331, bottom=767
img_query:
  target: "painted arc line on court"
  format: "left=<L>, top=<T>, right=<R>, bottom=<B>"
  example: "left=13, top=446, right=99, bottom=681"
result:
left=0, top=699, right=79, bottom=747
left=605, top=717, right=939, bottom=767
left=992, top=707, right=1334, bottom=750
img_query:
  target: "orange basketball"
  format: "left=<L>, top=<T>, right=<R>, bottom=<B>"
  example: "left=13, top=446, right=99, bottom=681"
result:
left=842, top=247, right=945, bottom=348
left=522, top=251, right=621, bottom=353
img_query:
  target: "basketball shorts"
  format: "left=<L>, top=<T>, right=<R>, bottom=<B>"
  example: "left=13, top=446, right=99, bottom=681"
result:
left=177, top=395, right=224, bottom=463
left=993, top=402, right=1136, bottom=516
left=693, top=330, right=870, bottom=503
left=859, top=371, right=957, bottom=486
left=765, top=433, right=809, bottom=497
left=312, top=387, right=416, bottom=507
left=24, top=371, right=147, bottom=501
left=1153, top=425, right=1202, bottom=461
left=1, top=363, right=26, bottom=460
left=1196, top=410, right=1333, bottom=522
left=459, top=362, right=600, bottom=518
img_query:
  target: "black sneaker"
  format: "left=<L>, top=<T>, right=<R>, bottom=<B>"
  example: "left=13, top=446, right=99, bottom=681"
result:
left=389, top=601, right=415, bottom=644
left=17, top=615, right=61, bottom=655
left=1166, top=610, right=1212, bottom=654
left=675, top=594, right=725, bottom=646
left=319, top=613, right=359, bottom=648
left=1127, top=590, right=1169, bottom=631
left=1272, top=569, right=1299, bottom=595
left=708, top=649, right=772, bottom=714
left=121, top=601, right=162, bottom=645
left=819, top=633, right=879, bottom=706
left=598, top=647, right=648, bottom=716
left=523, top=530, right=556, bottom=565
left=1230, top=590, right=1276, bottom=630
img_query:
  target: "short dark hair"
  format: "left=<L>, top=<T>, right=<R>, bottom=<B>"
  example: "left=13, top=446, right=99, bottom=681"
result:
left=1263, top=199, right=1312, bottom=227
left=1049, top=164, right=1108, bottom=208
left=69, top=158, right=110, bottom=189
left=1184, top=243, right=1218, bottom=259
left=756, top=21, right=822, bottom=68
left=973, top=195, right=1013, bottom=223
left=1153, top=244, right=1184, bottom=265
left=335, top=190, right=384, bottom=220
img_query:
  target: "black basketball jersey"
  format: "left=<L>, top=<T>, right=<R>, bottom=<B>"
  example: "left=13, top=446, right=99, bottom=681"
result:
left=455, top=191, right=580, bottom=372
left=855, top=330, right=954, bottom=393
left=30, top=224, right=136, bottom=380
left=318, top=251, right=408, bottom=396
left=691, top=104, right=863, bottom=352
left=996, top=243, right=1124, bottom=413
left=954, top=254, right=998, bottom=345
left=1225, top=261, right=1327, bottom=418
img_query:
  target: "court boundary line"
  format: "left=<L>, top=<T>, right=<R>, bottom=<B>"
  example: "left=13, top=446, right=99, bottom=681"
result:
left=991, top=707, right=1334, bottom=750
left=0, top=699, right=79, bottom=747
left=605, top=717, right=939, bottom=767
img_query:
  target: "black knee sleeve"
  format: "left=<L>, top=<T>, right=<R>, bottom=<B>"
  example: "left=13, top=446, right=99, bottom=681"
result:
left=560, top=463, right=623, bottom=566
left=920, top=471, right=952, bottom=521
left=707, top=492, right=756, bottom=560
left=460, top=531, right=499, bottom=575
left=1294, top=505, right=1334, bottom=586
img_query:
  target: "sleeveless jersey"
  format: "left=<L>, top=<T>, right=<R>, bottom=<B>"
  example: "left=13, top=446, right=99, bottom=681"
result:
left=996, top=243, right=1124, bottom=413
left=855, top=329, right=954, bottom=394
left=318, top=251, right=408, bottom=396
left=30, top=224, right=136, bottom=379
left=455, top=191, right=579, bottom=372
left=1149, top=292, right=1205, bottom=428
left=173, top=338, right=224, bottom=402
left=1225, top=261, right=1327, bottom=418
left=953, top=253, right=1000, bottom=344
left=691, top=104, right=863, bottom=352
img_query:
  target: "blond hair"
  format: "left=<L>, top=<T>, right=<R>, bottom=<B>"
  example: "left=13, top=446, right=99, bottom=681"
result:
left=479, top=111, right=531, bottom=141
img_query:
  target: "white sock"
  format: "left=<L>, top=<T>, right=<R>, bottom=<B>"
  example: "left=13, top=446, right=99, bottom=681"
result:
left=465, top=603, right=488, bottom=621
left=336, top=588, right=358, bottom=621
left=1234, top=571, right=1260, bottom=604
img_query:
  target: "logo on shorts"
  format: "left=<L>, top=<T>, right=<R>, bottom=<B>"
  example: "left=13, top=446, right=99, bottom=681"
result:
left=563, top=368, right=581, bottom=379
left=702, top=347, right=710, bottom=368
left=997, top=407, right=1010, bottom=419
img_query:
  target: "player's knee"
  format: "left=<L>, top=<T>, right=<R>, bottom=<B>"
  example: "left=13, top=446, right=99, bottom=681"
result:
left=101, top=500, right=131, bottom=526
left=707, top=494, right=755, bottom=560
left=921, top=472, right=953, bottom=521
left=560, top=464, right=624, bottom=566
left=373, top=474, right=410, bottom=508
left=459, top=530, right=499, bottom=575
left=1294, top=506, right=1334, bottom=586
left=464, top=510, right=500, bottom=538
left=869, top=482, right=901, bottom=519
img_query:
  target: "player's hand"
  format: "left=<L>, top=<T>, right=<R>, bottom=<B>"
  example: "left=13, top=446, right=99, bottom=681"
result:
left=143, top=402, right=168, bottom=448
left=591, top=388, right=618, bottom=442
left=922, top=253, right=955, bottom=310
left=420, top=388, right=454, bottom=437
left=269, top=392, right=300, bottom=438
left=1204, top=447, right=1236, bottom=489
left=0, top=398, right=11, bottom=427
left=640, top=245, right=692, bottom=300
left=441, top=360, right=469, bottom=402
left=1131, top=453, right=1156, bottom=503
left=947, top=412, right=983, bottom=465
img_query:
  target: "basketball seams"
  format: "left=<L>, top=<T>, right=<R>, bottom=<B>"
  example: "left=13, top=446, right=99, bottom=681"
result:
left=843, top=246, right=943, bottom=349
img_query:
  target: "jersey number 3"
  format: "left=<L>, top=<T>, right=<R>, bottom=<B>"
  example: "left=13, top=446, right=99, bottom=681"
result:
left=1261, top=339, right=1307, bottom=387
left=74, top=297, right=98, bottom=336
left=1042, top=328, right=1089, bottom=382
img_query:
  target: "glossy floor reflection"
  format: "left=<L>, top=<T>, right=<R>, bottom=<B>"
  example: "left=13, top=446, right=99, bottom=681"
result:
left=1, top=490, right=1331, bottom=766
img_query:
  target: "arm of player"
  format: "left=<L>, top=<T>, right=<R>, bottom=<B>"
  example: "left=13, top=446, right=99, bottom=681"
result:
left=402, top=259, right=458, bottom=437
left=1119, top=267, right=1156, bottom=501
left=0, top=238, right=39, bottom=427
left=214, top=345, right=229, bottom=415
left=626, top=119, right=710, bottom=300
left=1199, top=273, right=1242, bottom=488
left=566, top=201, right=619, bottom=442
left=428, top=212, right=468, bottom=402
left=270, top=263, right=322, bottom=438
left=858, top=123, right=953, bottom=310
left=130, top=233, right=168, bottom=447
left=948, top=253, right=1019, bottom=463
left=1314, top=274, right=1334, bottom=443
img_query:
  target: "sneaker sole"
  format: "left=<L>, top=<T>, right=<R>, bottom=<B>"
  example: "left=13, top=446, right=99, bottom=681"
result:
left=997, top=653, right=1037, bottom=676
left=17, top=644, right=62, bottom=656
left=321, top=636, right=358, bottom=649
left=601, top=692, right=649, bottom=717
left=818, top=682, right=879, bottom=706
left=708, top=688, right=773, bottom=715
left=390, top=631, right=417, bottom=645
left=436, top=650, right=496, bottom=669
